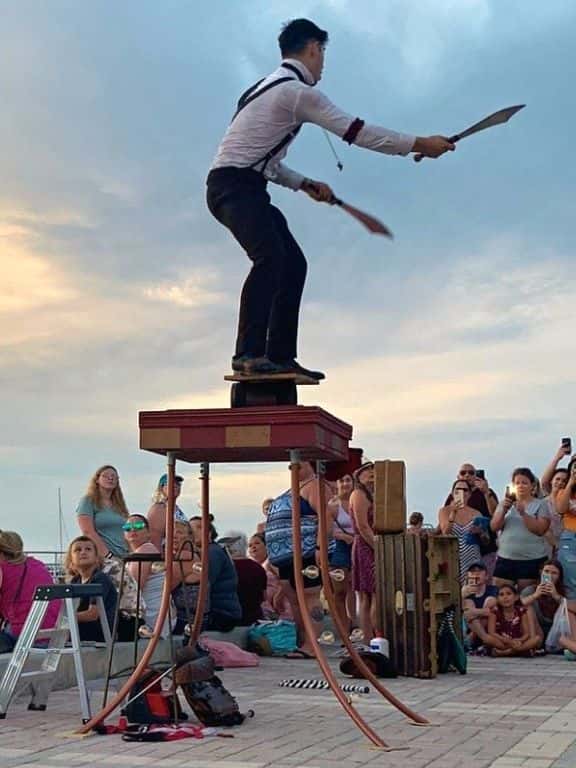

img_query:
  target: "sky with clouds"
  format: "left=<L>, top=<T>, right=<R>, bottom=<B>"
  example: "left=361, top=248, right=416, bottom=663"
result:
left=1, top=0, right=575, bottom=552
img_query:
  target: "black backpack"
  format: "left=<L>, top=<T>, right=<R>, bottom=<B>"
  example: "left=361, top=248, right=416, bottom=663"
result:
left=179, top=675, right=250, bottom=727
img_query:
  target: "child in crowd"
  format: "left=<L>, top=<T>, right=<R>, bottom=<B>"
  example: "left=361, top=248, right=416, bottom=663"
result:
left=485, top=584, right=541, bottom=657
left=462, top=561, right=498, bottom=651
left=407, top=512, right=424, bottom=534
left=65, top=536, right=117, bottom=642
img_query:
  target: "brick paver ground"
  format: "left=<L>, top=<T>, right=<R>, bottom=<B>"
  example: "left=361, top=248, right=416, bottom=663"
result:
left=1, top=653, right=576, bottom=767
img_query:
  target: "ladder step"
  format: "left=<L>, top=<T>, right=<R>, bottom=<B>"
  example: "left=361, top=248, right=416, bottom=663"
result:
left=18, top=670, right=54, bottom=680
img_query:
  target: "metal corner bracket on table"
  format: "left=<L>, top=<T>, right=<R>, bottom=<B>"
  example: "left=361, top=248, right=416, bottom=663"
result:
left=78, top=405, right=429, bottom=747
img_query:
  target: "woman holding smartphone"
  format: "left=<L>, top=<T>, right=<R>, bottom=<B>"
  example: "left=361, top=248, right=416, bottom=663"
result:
left=521, top=560, right=567, bottom=645
left=554, top=459, right=576, bottom=598
left=491, top=468, right=551, bottom=591
left=438, top=480, right=481, bottom=583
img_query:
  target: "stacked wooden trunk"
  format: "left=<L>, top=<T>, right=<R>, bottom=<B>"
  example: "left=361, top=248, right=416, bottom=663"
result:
left=373, top=461, right=461, bottom=678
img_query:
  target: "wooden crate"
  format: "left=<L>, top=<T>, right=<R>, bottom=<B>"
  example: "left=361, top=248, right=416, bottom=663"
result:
left=373, top=460, right=406, bottom=533
left=375, top=533, right=461, bottom=678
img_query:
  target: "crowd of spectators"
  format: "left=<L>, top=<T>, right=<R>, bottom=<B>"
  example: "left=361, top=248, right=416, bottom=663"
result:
left=2, top=443, right=576, bottom=665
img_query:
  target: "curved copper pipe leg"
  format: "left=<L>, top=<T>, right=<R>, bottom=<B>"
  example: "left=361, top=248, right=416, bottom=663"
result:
left=77, top=452, right=178, bottom=733
left=289, top=454, right=388, bottom=749
left=188, top=462, right=211, bottom=646
left=316, top=463, right=429, bottom=726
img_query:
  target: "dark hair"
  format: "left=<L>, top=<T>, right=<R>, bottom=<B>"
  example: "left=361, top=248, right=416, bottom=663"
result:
left=451, top=479, right=473, bottom=494
left=278, top=19, right=328, bottom=57
left=353, top=462, right=374, bottom=503
left=540, top=559, right=566, bottom=596
left=409, top=512, right=424, bottom=526
left=511, top=467, right=536, bottom=484
left=552, top=468, right=569, bottom=479
left=467, top=561, right=487, bottom=573
left=127, top=513, right=149, bottom=528
left=189, top=514, right=218, bottom=542
left=250, top=532, right=266, bottom=545
left=498, top=583, right=519, bottom=596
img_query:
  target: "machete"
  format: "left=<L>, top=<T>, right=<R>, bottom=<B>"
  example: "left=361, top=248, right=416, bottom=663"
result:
left=414, top=104, right=525, bottom=162
left=330, top=196, right=393, bottom=238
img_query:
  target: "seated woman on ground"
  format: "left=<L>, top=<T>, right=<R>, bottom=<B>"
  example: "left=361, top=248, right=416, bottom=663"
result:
left=461, top=561, right=498, bottom=650
left=485, top=584, right=541, bottom=657
left=123, top=514, right=170, bottom=637
left=189, top=515, right=242, bottom=632
left=248, top=532, right=293, bottom=620
left=171, top=520, right=209, bottom=635
left=65, top=536, right=117, bottom=642
left=521, top=560, right=570, bottom=649
left=0, top=531, right=60, bottom=654
left=220, top=530, right=267, bottom=626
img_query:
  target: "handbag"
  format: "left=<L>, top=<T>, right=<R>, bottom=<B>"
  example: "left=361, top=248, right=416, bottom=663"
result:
left=545, top=598, right=571, bottom=652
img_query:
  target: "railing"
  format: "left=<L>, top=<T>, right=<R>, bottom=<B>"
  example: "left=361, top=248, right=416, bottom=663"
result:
left=28, top=551, right=66, bottom=583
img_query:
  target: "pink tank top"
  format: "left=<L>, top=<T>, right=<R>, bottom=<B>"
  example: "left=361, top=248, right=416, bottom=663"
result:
left=0, top=557, right=60, bottom=637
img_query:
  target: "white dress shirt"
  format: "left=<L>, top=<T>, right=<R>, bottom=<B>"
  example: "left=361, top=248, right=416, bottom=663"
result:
left=210, top=59, right=416, bottom=191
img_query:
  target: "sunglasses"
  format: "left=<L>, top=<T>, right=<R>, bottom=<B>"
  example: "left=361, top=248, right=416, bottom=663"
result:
left=459, top=470, right=475, bottom=476
left=123, top=521, right=147, bottom=532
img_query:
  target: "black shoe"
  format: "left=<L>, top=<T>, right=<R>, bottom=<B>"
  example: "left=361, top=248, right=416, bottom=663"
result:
left=271, top=359, right=325, bottom=380
left=231, top=355, right=281, bottom=374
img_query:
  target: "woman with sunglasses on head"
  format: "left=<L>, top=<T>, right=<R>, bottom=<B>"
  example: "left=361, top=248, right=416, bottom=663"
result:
left=491, top=468, right=551, bottom=592
left=327, top=474, right=356, bottom=638
left=123, top=514, right=170, bottom=637
left=439, top=480, right=482, bottom=584
left=76, top=465, right=129, bottom=559
left=554, top=459, right=576, bottom=599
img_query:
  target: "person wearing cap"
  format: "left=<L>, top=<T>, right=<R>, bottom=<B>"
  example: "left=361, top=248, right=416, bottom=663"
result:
left=0, top=531, right=60, bottom=653
left=147, top=473, right=188, bottom=549
left=461, top=561, right=498, bottom=651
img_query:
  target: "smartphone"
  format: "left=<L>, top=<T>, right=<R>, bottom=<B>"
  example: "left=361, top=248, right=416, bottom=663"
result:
left=454, top=488, right=465, bottom=507
left=562, top=437, right=572, bottom=454
left=475, top=469, right=485, bottom=480
left=505, top=484, right=516, bottom=502
left=467, top=574, right=480, bottom=587
left=541, top=572, right=552, bottom=585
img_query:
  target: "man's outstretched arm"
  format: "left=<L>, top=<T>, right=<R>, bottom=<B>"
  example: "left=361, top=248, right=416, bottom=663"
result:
left=293, top=87, right=454, bottom=159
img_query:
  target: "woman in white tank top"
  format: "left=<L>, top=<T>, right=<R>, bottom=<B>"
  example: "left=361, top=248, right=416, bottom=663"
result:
left=328, top=474, right=356, bottom=638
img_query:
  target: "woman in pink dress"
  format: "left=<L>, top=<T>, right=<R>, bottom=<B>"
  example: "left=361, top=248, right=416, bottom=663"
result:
left=350, top=463, right=376, bottom=642
left=0, top=531, right=59, bottom=653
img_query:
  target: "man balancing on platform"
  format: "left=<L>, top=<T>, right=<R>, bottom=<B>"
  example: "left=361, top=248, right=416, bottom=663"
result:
left=206, top=18, right=455, bottom=381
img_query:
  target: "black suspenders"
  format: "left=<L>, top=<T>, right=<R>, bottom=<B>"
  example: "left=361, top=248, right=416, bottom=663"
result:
left=232, top=63, right=307, bottom=174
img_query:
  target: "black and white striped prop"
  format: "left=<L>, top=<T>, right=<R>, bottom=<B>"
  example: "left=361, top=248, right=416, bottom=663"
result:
left=279, top=679, right=369, bottom=694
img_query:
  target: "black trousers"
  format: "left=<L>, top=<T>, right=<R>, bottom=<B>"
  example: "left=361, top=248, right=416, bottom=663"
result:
left=206, top=167, right=307, bottom=361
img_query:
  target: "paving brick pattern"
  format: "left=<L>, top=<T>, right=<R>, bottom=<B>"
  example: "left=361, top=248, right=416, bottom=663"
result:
left=1, top=654, right=576, bottom=767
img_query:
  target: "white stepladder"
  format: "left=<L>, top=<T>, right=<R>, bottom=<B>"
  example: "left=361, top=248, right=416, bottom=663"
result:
left=0, top=583, right=112, bottom=723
